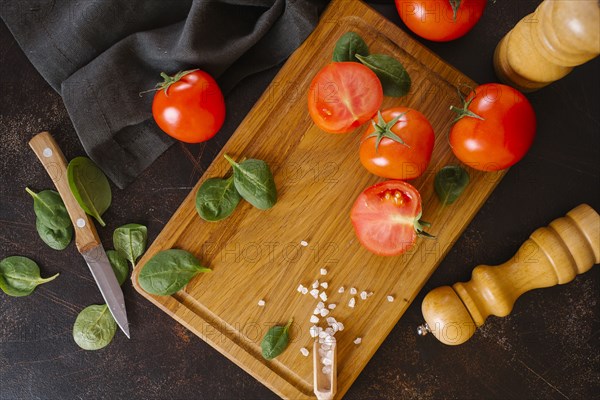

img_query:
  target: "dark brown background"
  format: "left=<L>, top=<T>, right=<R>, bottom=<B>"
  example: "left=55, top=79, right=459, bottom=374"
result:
left=1, top=1, right=598, bottom=399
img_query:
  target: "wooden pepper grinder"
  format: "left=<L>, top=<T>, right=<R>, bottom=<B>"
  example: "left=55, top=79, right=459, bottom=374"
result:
left=494, top=0, right=600, bottom=92
left=417, top=204, right=599, bottom=345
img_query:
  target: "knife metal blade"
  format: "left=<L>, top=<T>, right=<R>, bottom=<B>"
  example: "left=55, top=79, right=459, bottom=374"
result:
left=82, top=244, right=130, bottom=338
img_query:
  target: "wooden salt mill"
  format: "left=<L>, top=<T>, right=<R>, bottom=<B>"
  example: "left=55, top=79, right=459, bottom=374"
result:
left=418, top=204, right=599, bottom=345
left=494, top=0, right=600, bottom=92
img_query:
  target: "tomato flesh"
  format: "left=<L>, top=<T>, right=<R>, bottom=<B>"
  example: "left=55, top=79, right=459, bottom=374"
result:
left=308, top=62, right=383, bottom=134
left=395, top=0, right=486, bottom=42
left=152, top=70, right=225, bottom=143
left=449, top=83, right=536, bottom=171
left=351, top=180, right=423, bottom=256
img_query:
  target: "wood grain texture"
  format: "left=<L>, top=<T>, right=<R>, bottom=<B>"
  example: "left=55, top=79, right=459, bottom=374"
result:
left=132, top=1, right=507, bottom=398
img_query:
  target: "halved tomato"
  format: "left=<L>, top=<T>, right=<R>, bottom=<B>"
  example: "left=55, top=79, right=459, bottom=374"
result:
left=308, top=62, right=383, bottom=134
left=351, top=180, right=431, bottom=256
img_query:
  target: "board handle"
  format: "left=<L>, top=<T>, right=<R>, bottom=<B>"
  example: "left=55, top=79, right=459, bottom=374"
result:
left=28, top=131, right=101, bottom=253
left=418, top=204, right=600, bottom=345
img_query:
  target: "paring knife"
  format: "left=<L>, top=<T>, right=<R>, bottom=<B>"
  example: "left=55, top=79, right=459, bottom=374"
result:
left=29, top=131, right=130, bottom=338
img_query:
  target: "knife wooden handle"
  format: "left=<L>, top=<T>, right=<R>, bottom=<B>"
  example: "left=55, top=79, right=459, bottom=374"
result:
left=29, top=131, right=101, bottom=253
left=420, top=204, right=600, bottom=345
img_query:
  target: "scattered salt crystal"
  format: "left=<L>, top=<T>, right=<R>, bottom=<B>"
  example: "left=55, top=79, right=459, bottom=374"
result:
left=322, top=357, right=332, bottom=366
left=320, top=282, right=328, bottom=289
left=257, top=299, right=266, bottom=307
left=354, top=337, right=362, bottom=345
left=297, top=284, right=304, bottom=293
left=301, top=287, right=308, bottom=295
left=313, top=307, right=320, bottom=315
left=320, top=308, right=330, bottom=317
left=317, top=301, right=325, bottom=309
left=300, top=240, right=308, bottom=247
left=310, top=289, right=319, bottom=298
left=319, top=292, right=328, bottom=301
left=310, top=315, right=320, bottom=324
left=325, top=327, right=334, bottom=335
left=328, top=303, right=336, bottom=310
left=348, top=297, right=356, bottom=308
left=387, top=295, right=395, bottom=302
left=320, top=268, right=328, bottom=275
left=322, top=366, right=332, bottom=375
left=338, top=286, right=345, bottom=293
left=312, top=280, right=320, bottom=289
left=310, top=326, right=321, bottom=338
left=350, top=287, right=357, bottom=295
left=337, top=321, right=344, bottom=331
left=360, top=291, right=368, bottom=300
left=326, top=316, right=336, bottom=325
left=300, top=347, right=310, bottom=357
left=319, top=330, right=328, bottom=338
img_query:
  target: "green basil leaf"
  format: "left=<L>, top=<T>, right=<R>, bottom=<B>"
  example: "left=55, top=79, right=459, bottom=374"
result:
left=0, top=256, right=59, bottom=297
left=107, top=250, right=129, bottom=286
left=138, top=249, right=210, bottom=296
left=67, top=156, right=112, bottom=227
left=332, top=32, right=369, bottom=62
left=35, top=218, right=73, bottom=251
left=261, top=319, right=293, bottom=360
left=224, top=155, right=277, bottom=210
left=73, top=304, right=116, bottom=350
left=195, top=176, right=241, bottom=222
left=434, top=166, right=470, bottom=205
left=25, top=188, right=71, bottom=230
left=113, top=223, right=148, bottom=265
left=356, top=54, right=411, bottom=97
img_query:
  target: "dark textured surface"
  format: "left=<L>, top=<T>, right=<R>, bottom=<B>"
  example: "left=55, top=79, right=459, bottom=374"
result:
left=1, top=1, right=599, bottom=399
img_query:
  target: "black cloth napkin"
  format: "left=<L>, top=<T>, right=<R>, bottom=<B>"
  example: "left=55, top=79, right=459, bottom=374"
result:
left=1, top=0, right=324, bottom=188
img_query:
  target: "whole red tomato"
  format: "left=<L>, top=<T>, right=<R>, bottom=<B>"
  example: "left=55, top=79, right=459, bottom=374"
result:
left=360, top=107, right=435, bottom=180
left=449, top=83, right=536, bottom=171
left=395, top=0, right=486, bottom=42
left=152, top=69, right=225, bottom=143
left=308, top=62, right=383, bottom=134
left=351, top=180, right=432, bottom=256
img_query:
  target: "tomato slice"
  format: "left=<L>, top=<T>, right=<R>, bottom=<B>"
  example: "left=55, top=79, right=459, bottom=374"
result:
left=351, top=180, right=427, bottom=256
left=308, top=62, right=383, bottom=134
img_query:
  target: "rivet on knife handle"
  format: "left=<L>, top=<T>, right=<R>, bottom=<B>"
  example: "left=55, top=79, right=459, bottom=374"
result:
left=28, top=131, right=101, bottom=253
left=418, top=204, right=600, bottom=345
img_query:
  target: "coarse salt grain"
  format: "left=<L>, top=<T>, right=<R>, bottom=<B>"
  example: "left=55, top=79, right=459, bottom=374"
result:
left=320, top=308, right=330, bottom=317
left=312, top=280, right=320, bottom=289
left=320, top=268, right=328, bottom=275
left=310, top=289, right=319, bottom=298
left=300, top=347, right=309, bottom=357
left=320, top=282, right=328, bottom=289
left=317, top=301, right=325, bottom=309
left=360, top=291, right=368, bottom=300
left=300, top=240, right=308, bottom=247
left=310, top=315, right=320, bottom=324
left=337, top=321, right=345, bottom=331
left=322, top=357, right=332, bottom=366
left=310, top=326, right=321, bottom=338
left=348, top=297, right=356, bottom=308
left=257, top=299, right=266, bottom=307
left=319, top=292, right=328, bottom=301
left=350, top=287, right=357, bottom=295
left=297, top=284, right=305, bottom=293
left=313, top=307, right=320, bottom=315
left=326, top=316, right=336, bottom=325
left=301, top=287, right=308, bottom=295
left=354, top=337, right=362, bottom=345
left=387, top=295, right=395, bottom=302
left=338, top=286, right=345, bottom=293
left=328, top=303, right=336, bottom=310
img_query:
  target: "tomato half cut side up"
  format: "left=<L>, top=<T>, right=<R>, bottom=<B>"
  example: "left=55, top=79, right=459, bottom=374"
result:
left=351, top=180, right=431, bottom=256
left=308, top=62, right=383, bottom=134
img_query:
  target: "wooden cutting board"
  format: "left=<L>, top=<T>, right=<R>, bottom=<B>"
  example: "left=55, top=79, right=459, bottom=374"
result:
left=132, top=1, right=506, bottom=398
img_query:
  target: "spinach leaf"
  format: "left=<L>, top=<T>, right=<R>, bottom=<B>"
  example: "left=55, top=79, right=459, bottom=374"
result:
left=261, top=319, right=293, bottom=360
left=333, top=32, right=369, bottom=62
left=224, top=155, right=277, bottom=210
left=0, top=256, right=59, bottom=297
left=356, top=54, right=411, bottom=97
left=138, top=249, right=210, bottom=296
left=195, top=176, right=241, bottom=222
left=73, top=304, right=117, bottom=350
left=107, top=250, right=129, bottom=286
left=25, top=188, right=71, bottom=230
left=35, top=218, right=73, bottom=251
left=113, top=223, right=147, bottom=266
left=434, top=166, right=470, bottom=205
left=67, top=157, right=112, bottom=227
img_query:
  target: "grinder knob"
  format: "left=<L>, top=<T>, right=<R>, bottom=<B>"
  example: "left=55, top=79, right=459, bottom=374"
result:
left=419, top=204, right=599, bottom=345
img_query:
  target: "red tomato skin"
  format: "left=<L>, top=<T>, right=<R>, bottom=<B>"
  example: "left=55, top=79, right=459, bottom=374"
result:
left=449, top=83, right=536, bottom=171
left=360, top=107, right=435, bottom=180
left=308, top=62, right=383, bottom=134
left=395, top=0, right=486, bottom=42
left=152, top=70, right=225, bottom=143
left=351, top=180, right=423, bottom=256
